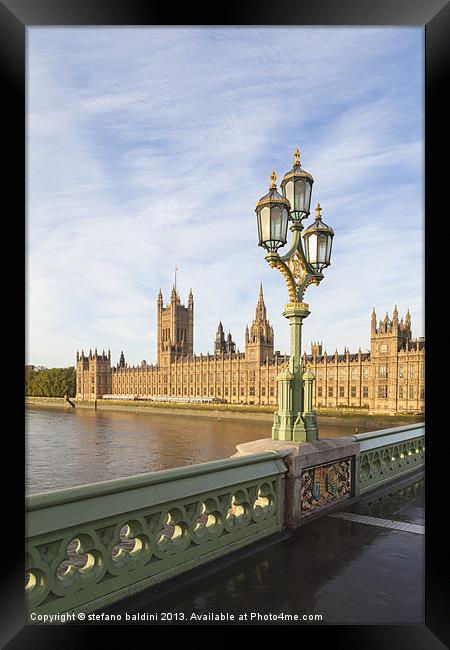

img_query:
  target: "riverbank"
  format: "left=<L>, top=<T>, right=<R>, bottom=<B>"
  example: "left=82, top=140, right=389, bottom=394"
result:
left=25, top=396, right=423, bottom=429
left=26, top=396, right=73, bottom=409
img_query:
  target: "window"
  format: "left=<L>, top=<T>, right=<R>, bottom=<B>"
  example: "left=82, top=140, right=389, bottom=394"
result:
left=232, top=387, right=236, bottom=396
left=420, top=363, right=425, bottom=379
left=351, top=368, right=358, bottom=380
left=240, top=386, right=244, bottom=396
left=261, top=387, right=266, bottom=396
left=328, top=371, right=334, bottom=380
left=351, top=386, right=356, bottom=398
left=399, top=365, right=404, bottom=379
left=419, top=385, right=425, bottom=400
left=409, top=386, right=415, bottom=399
left=363, top=367, right=369, bottom=380
left=270, top=387, right=275, bottom=397
left=378, top=385, right=388, bottom=399
left=317, top=387, right=323, bottom=397
left=398, top=386, right=403, bottom=399
left=224, top=387, right=228, bottom=396
left=409, top=365, right=415, bottom=379
left=379, top=365, right=387, bottom=379
left=217, top=387, right=221, bottom=395
left=339, top=386, right=345, bottom=397
left=328, top=387, right=333, bottom=397
left=363, top=386, right=368, bottom=398
left=380, top=343, right=388, bottom=353
left=339, top=369, right=345, bottom=380
left=249, top=387, right=255, bottom=396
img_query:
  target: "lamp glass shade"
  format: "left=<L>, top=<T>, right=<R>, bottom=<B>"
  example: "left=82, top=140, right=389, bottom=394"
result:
left=294, top=176, right=313, bottom=216
left=270, top=205, right=283, bottom=241
left=256, top=202, right=289, bottom=252
left=326, top=234, right=333, bottom=263
left=284, top=179, right=294, bottom=208
left=306, top=233, right=318, bottom=266
left=281, top=172, right=313, bottom=220
left=317, top=235, right=328, bottom=265
left=304, top=230, right=334, bottom=270
left=259, top=206, right=271, bottom=243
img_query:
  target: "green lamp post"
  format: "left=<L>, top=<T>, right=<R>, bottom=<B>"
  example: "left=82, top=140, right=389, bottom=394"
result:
left=255, top=150, right=334, bottom=442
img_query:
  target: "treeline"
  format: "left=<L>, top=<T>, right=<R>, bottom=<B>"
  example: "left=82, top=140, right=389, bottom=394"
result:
left=25, top=367, right=76, bottom=397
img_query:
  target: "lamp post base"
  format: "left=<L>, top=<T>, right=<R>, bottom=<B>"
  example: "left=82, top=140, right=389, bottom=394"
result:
left=272, top=412, right=307, bottom=442
left=272, top=410, right=318, bottom=442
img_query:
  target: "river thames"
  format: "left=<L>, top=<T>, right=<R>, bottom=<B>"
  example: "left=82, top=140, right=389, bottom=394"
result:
left=26, top=407, right=372, bottom=495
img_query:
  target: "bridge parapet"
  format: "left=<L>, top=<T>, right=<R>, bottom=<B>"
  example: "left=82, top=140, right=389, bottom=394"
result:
left=25, top=423, right=424, bottom=620
left=25, top=453, right=286, bottom=621
left=352, top=423, right=425, bottom=493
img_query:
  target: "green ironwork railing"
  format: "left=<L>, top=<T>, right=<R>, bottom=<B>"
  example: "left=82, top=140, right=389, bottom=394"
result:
left=353, top=423, right=425, bottom=493
left=26, top=453, right=286, bottom=620
left=25, top=423, right=425, bottom=620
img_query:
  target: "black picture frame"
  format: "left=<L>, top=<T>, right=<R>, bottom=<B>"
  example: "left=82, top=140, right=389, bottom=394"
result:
left=3, top=0, right=449, bottom=646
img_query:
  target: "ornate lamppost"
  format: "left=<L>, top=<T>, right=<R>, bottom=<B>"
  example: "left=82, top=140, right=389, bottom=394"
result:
left=255, top=149, right=334, bottom=442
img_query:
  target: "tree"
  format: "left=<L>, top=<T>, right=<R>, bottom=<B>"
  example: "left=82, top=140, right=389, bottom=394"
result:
left=25, top=367, right=76, bottom=397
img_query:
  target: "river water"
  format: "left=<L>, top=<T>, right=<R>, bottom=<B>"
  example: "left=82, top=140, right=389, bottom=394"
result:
left=25, top=407, right=369, bottom=495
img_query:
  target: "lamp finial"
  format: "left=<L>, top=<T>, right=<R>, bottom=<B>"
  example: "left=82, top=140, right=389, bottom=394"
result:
left=269, top=171, right=277, bottom=189
left=315, top=203, right=322, bottom=220
left=293, top=148, right=301, bottom=166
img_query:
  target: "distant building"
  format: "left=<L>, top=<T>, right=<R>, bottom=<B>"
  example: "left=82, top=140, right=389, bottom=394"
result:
left=76, top=287, right=424, bottom=415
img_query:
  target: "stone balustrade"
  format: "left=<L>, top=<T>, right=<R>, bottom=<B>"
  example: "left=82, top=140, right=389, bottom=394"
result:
left=25, top=453, right=287, bottom=620
left=353, top=423, right=425, bottom=493
left=25, top=423, right=424, bottom=621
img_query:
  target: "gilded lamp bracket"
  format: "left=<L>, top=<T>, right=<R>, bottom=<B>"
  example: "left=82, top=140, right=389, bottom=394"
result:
left=265, top=229, right=323, bottom=304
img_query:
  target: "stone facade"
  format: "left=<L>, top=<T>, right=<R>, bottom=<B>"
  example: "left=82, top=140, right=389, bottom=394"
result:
left=76, top=287, right=424, bottom=415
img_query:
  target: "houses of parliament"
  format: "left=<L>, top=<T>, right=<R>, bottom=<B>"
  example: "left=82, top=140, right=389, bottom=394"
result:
left=75, top=285, right=425, bottom=415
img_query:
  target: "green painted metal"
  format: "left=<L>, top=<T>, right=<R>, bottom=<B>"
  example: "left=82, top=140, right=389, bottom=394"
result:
left=354, top=423, right=425, bottom=493
left=25, top=453, right=286, bottom=620
left=272, top=303, right=318, bottom=442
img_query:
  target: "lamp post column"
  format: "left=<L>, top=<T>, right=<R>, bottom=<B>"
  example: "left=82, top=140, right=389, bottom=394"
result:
left=272, top=302, right=310, bottom=442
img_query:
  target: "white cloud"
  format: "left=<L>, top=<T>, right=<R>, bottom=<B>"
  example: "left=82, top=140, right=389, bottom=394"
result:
left=27, top=27, right=424, bottom=367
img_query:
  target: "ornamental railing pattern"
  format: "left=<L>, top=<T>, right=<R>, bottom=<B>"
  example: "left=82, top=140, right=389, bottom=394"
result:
left=353, top=423, right=425, bottom=493
left=26, top=453, right=286, bottom=619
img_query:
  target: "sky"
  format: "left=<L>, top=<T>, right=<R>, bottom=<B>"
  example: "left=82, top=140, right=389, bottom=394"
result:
left=27, top=27, right=424, bottom=368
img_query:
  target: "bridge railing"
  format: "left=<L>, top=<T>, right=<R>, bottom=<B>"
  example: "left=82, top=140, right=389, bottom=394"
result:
left=26, top=452, right=286, bottom=619
left=25, top=422, right=425, bottom=620
left=352, top=422, right=425, bottom=493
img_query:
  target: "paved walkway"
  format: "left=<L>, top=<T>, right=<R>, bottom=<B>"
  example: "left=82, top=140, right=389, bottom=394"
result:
left=100, top=474, right=424, bottom=625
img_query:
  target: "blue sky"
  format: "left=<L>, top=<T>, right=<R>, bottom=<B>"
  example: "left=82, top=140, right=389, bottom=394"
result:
left=27, top=27, right=424, bottom=367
